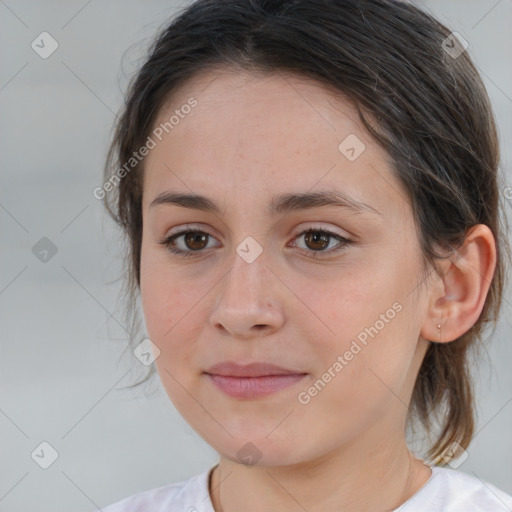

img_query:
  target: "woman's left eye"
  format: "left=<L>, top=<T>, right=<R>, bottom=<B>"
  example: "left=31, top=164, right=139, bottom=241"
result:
left=158, top=228, right=352, bottom=259
left=290, top=228, right=352, bottom=258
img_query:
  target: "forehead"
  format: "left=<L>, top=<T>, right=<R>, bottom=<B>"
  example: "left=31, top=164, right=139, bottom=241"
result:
left=142, top=68, right=410, bottom=220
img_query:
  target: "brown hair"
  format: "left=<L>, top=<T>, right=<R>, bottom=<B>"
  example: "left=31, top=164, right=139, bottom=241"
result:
left=101, top=0, right=510, bottom=464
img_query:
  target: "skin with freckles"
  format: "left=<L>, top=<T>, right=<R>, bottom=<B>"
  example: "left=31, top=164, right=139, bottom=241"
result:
left=139, top=68, right=496, bottom=512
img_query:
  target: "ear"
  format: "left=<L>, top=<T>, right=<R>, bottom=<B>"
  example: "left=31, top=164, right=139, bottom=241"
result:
left=420, top=224, right=497, bottom=344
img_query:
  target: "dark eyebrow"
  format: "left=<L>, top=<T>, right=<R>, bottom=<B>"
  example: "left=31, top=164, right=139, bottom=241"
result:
left=149, top=190, right=381, bottom=217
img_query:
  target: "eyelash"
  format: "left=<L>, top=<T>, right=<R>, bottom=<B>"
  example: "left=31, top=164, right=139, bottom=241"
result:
left=158, top=227, right=352, bottom=260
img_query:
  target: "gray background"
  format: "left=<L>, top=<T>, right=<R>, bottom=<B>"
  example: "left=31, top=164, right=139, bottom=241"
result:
left=0, top=1, right=510, bottom=511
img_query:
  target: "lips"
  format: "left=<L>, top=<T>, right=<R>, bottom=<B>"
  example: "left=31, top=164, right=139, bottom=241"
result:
left=205, top=361, right=305, bottom=377
left=204, top=361, right=307, bottom=399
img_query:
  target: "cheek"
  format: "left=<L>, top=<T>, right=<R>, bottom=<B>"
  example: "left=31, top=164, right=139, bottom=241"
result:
left=139, top=263, right=200, bottom=406
left=140, top=249, right=191, bottom=350
left=304, top=267, right=416, bottom=393
left=313, top=269, right=389, bottom=344
left=139, top=247, right=217, bottom=381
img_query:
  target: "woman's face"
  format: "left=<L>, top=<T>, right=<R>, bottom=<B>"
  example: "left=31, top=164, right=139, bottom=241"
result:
left=140, top=68, right=432, bottom=466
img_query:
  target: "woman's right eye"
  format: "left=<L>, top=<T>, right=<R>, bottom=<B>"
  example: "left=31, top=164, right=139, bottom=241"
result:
left=158, top=230, right=219, bottom=258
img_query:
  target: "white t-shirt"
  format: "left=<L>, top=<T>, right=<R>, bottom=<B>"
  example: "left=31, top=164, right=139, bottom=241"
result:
left=96, top=463, right=512, bottom=511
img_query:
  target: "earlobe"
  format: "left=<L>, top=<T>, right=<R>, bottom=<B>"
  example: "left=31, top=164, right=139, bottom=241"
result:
left=434, top=320, right=443, bottom=344
left=420, top=224, right=497, bottom=344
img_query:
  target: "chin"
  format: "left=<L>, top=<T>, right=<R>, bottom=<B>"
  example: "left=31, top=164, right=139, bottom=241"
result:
left=210, top=432, right=308, bottom=468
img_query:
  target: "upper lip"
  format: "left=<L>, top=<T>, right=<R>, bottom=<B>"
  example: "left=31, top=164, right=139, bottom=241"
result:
left=205, top=361, right=306, bottom=377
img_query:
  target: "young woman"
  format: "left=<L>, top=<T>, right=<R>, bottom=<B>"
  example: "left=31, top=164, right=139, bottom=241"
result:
left=96, top=0, right=512, bottom=510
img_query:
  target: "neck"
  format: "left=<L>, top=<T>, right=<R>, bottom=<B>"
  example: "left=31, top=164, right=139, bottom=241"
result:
left=209, top=436, right=431, bottom=512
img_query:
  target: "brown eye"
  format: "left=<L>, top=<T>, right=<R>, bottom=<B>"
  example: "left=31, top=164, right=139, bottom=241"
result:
left=303, top=231, right=330, bottom=251
left=158, top=229, right=219, bottom=258
left=292, top=228, right=352, bottom=259
left=182, top=232, right=209, bottom=251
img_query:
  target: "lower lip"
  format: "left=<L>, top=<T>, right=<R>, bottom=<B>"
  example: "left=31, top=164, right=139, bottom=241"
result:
left=206, top=373, right=307, bottom=399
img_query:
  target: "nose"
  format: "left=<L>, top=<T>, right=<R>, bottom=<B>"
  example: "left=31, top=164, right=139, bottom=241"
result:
left=209, top=248, right=285, bottom=339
